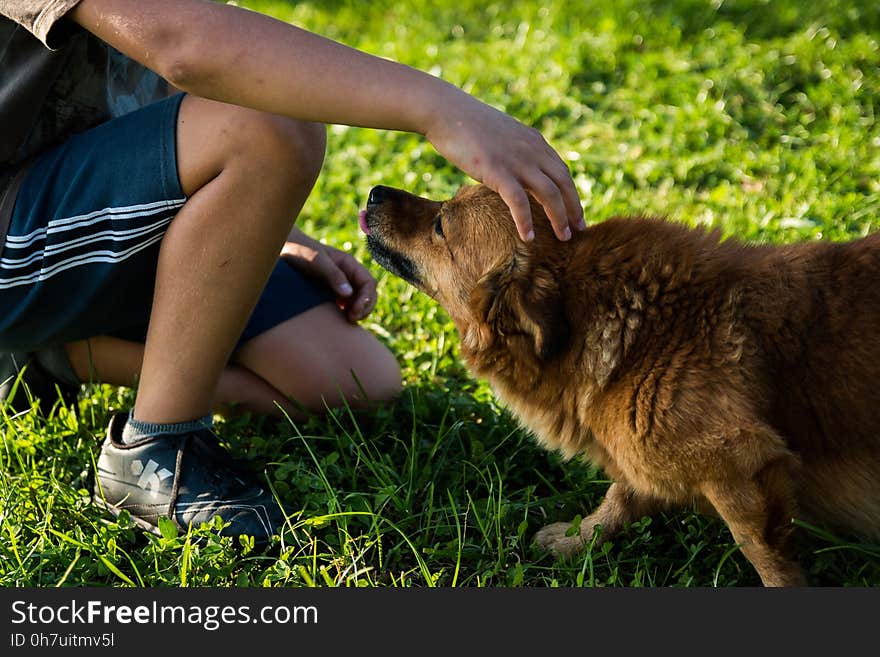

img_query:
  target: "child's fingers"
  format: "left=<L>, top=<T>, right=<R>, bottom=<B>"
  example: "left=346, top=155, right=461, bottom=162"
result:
left=542, top=158, right=585, bottom=232
left=335, top=252, right=376, bottom=290
left=326, top=250, right=378, bottom=321
left=347, top=279, right=378, bottom=322
left=522, top=169, right=572, bottom=241
left=489, top=174, right=535, bottom=242
left=283, top=249, right=353, bottom=297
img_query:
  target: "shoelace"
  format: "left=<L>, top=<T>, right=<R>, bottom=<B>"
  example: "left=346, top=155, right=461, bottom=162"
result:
left=164, top=430, right=256, bottom=531
left=166, top=433, right=188, bottom=531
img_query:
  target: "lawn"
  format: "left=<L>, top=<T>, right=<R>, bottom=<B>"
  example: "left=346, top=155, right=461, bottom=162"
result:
left=2, top=0, right=878, bottom=587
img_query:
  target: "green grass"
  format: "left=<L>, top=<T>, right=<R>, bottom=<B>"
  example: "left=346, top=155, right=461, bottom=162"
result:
left=2, top=0, right=879, bottom=587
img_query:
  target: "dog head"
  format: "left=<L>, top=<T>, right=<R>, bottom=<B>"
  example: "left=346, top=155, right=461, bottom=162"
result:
left=362, top=184, right=571, bottom=364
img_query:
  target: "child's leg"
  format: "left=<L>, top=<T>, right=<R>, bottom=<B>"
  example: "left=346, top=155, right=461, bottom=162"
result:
left=233, top=301, right=402, bottom=413
left=0, top=93, right=333, bottom=540
left=63, top=301, right=401, bottom=418
left=132, top=95, right=327, bottom=424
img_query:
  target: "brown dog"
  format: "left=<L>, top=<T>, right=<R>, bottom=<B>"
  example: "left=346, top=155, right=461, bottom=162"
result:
left=362, top=183, right=880, bottom=586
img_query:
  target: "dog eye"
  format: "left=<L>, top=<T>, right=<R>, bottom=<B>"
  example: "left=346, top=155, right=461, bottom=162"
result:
left=434, top=214, right=445, bottom=238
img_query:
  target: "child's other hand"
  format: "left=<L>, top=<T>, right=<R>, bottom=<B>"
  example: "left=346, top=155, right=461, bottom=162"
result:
left=281, top=233, right=377, bottom=323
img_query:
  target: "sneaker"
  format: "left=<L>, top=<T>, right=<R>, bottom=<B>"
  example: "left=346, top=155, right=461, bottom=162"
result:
left=92, top=413, right=285, bottom=544
left=0, top=350, right=79, bottom=414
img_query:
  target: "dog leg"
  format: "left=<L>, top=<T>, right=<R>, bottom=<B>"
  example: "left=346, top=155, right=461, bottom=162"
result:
left=534, top=482, right=662, bottom=558
left=700, top=458, right=805, bottom=587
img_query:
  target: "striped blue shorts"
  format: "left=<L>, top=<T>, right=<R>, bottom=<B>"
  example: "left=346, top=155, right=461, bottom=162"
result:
left=0, top=93, right=334, bottom=354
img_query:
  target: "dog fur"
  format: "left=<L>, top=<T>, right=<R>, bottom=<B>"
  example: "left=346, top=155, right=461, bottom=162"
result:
left=363, top=183, right=880, bottom=586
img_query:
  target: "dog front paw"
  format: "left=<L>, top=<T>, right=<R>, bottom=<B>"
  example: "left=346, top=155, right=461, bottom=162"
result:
left=533, top=520, right=592, bottom=558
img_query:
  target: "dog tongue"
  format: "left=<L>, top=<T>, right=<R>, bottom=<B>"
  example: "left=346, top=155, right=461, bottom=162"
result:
left=358, top=209, right=371, bottom=235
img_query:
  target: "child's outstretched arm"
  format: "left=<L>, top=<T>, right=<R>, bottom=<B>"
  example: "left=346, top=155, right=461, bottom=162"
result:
left=70, top=0, right=583, bottom=241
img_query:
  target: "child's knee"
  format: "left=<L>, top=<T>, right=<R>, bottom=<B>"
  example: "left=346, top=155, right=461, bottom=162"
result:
left=357, top=342, right=402, bottom=403
left=253, top=116, right=326, bottom=187
left=176, top=95, right=326, bottom=195
left=328, top=331, right=401, bottom=406
left=231, top=111, right=326, bottom=188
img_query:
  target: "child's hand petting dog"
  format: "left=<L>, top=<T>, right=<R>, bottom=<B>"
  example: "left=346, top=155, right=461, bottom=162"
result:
left=423, top=90, right=585, bottom=243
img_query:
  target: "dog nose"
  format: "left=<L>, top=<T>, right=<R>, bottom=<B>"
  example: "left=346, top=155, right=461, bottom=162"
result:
left=367, top=185, right=391, bottom=207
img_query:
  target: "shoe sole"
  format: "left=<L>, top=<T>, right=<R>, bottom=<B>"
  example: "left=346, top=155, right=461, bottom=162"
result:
left=92, top=495, right=164, bottom=537
left=92, top=495, right=275, bottom=547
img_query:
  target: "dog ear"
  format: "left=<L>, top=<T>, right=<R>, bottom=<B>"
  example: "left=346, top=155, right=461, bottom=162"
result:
left=468, top=256, right=570, bottom=361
